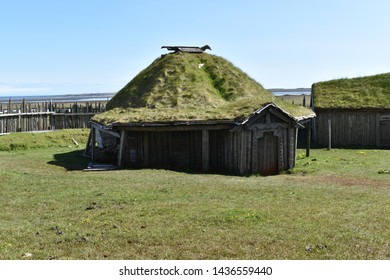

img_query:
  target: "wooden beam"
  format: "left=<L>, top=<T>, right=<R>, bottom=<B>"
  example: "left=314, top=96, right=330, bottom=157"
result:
left=144, top=132, right=149, bottom=166
left=328, top=118, right=332, bottom=150
left=376, top=113, right=380, bottom=147
left=288, top=127, right=296, bottom=169
left=84, top=129, right=92, bottom=157
left=202, top=129, right=209, bottom=172
left=112, top=123, right=235, bottom=132
left=239, top=130, right=247, bottom=175
left=91, top=127, right=96, bottom=162
left=306, top=122, right=311, bottom=157
left=90, top=122, right=120, bottom=138
left=117, top=130, right=126, bottom=167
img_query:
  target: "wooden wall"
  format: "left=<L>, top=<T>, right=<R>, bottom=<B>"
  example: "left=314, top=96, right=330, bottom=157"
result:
left=380, top=115, right=390, bottom=146
left=114, top=124, right=297, bottom=176
left=117, top=129, right=242, bottom=174
left=110, top=106, right=299, bottom=176
left=122, top=130, right=203, bottom=171
left=208, top=130, right=247, bottom=174
left=316, top=110, right=390, bottom=147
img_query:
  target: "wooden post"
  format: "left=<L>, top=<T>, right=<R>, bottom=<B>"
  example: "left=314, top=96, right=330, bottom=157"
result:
left=144, top=132, right=149, bottom=166
left=84, top=129, right=92, bottom=157
left=117, top=130, right=126, bottom=167
left=50, top=113, right=55, bottom=130
left=288, top=127, right=296, bottom=169
left=202, top=129, right=209, bottom=172
left=376, top=113, right=380, bottom=147
left=18, top=110, right=21, bottom=132
left=294, top=127, right=299, bottom=168
left=91, top=127, right=96, bottom=163
left=239, top=130, right=247, bottom=175
left=328, top=118, right=332, bottom=150
left=306, top=122, right=311, bottom=157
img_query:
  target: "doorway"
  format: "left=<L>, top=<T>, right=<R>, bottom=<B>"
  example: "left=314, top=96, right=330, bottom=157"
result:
left=258, top=132, right=279, bottom=176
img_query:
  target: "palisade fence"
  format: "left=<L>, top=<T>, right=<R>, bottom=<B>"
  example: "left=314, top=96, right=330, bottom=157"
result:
left=0, top=99, right=107, bottom=133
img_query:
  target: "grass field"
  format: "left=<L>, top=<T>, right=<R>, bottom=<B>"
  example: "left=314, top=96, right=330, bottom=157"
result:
left=0, top=130, right=389, bottom=260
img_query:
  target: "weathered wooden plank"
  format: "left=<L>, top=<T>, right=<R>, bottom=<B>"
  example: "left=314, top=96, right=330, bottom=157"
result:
left=306, top=122, right=311, bottom=157
left=287, top=127, right=295, bottom=169
left=117, top=130, right=126, bottom=167
left=239, top=131, right=246, bottom=175
left=143, top=132, right=149, bottom=166
left=202, top=129, right=209, bottom=172
left=84, top=129, right=92, bottom=157
left=91, top=127, right=96, bottom=162
left=376, top=113, right=380, bottom=147
left=246, top=130, right=252, bottom=174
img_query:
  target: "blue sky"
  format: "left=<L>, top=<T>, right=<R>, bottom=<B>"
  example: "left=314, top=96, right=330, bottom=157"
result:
left=1, top=0, right=389, bottom=96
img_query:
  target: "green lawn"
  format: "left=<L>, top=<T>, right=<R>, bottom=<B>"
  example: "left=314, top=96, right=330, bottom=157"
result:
left=0, top=131, right=389, bottom=260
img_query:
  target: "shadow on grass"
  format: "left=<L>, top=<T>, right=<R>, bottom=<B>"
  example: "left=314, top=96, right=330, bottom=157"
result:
left=48, top=149, right=90, bottom=171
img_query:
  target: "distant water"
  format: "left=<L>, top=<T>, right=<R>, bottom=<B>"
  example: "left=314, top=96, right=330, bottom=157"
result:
left=0, top=90, right=311, bottom=103
left=0, top=93, right=114, bottom=103
left=268, top=89, right=311, bottom=96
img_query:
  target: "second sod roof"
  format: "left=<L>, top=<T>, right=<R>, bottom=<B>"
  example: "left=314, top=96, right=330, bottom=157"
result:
left=312, top=72, right=390, bottom=110
left=93, top=52, right=315, bottom=125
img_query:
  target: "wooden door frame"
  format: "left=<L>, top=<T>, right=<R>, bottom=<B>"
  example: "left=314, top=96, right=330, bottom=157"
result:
left=249, top=124, right=287, bottom=174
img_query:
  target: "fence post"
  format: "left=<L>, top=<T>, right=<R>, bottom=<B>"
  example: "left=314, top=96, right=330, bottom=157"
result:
left=18, top=110, right=21, bottom=132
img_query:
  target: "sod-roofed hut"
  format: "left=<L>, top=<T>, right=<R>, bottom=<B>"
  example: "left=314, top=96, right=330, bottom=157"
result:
left=312, top=73, right=390, bottom=147
left=86, top=50, right=315, bottom=175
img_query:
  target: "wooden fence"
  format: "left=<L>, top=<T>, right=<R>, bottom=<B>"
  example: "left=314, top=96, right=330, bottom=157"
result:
left=0, top=99, right=107, bottom=133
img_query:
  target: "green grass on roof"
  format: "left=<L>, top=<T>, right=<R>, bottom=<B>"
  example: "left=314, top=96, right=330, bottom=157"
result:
left=94, top=52, right=313, bottom=125
left=313, top=73, right=390, bottom=109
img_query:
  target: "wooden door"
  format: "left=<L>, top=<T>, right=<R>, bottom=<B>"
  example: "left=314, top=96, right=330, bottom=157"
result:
left=258, top=132, right=279, bottom=176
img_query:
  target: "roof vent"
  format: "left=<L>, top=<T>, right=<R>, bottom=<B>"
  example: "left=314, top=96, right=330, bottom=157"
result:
left=161, top=45, right=211, bottom=53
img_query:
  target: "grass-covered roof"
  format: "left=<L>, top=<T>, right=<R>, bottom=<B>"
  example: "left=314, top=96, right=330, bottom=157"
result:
left=93, top=52, right=314, bottom=125
left=312, top=73, right=390, bottom=110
